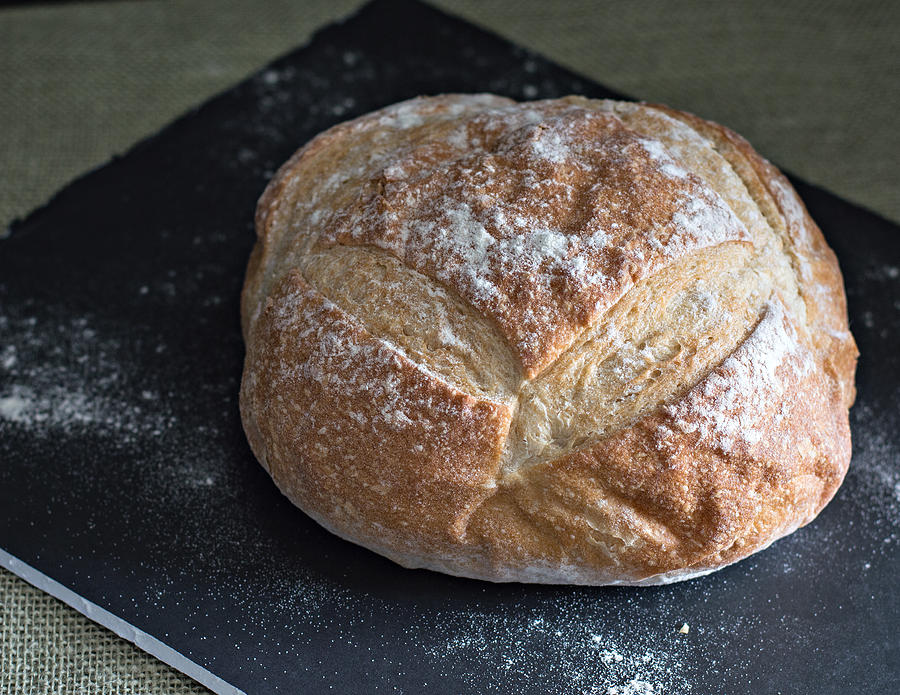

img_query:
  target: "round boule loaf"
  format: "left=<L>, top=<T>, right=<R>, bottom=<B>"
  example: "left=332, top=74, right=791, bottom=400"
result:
left=239, top=94, right=857, bottom=585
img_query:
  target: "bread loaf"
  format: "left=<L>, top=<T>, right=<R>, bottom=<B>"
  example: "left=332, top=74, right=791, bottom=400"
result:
left=240, top=95, right=857, bottom=585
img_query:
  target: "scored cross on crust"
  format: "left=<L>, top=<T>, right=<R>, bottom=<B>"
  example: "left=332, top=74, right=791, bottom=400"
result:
left=240, top=95, right=857, bottom=585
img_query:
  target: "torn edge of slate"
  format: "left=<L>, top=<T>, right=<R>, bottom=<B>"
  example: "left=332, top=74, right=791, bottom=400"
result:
left=0, top=549, right=245, bottom=695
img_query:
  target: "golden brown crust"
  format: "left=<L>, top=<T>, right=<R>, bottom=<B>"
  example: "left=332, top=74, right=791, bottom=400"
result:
left=240, top=95, right=857, bottom=584
left=647, top=103, right=858, bottom=408
left=240, top=270, right=513, bottom=556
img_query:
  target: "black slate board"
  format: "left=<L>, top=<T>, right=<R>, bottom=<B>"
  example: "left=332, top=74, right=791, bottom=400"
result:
left=2, top=1, right=898, bottom=693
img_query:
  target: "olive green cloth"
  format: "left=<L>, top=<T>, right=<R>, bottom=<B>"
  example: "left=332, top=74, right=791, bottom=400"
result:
left=1, top=1, right=897, bottom=693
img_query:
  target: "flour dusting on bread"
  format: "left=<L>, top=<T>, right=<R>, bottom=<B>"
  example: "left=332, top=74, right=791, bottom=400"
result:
left=240, top=94, right=857, bottom=585
left=313, top=100, right=753, bottom=376
left=664, top=299, right=814, bottom=453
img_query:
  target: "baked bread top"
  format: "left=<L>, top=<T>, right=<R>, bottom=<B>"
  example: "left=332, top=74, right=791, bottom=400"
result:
left=240, top=95, right=857, bottom=585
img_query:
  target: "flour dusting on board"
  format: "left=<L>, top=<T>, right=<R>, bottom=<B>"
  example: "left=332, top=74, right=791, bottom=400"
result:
left=0, top=307, right=224, bottom=497
left=217, top=560, right=711, bottom=694
left=419, top=599, right=697, bottom=694
left=0, top=313, right=171, bottom=437
left=846, top=401, right=900, bottom=532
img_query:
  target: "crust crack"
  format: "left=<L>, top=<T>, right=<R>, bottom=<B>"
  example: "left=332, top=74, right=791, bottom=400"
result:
left=498, top=242, right=765, bottom=477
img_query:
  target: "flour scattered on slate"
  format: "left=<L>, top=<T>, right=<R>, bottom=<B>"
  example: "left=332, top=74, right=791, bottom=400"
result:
left=204, top=560, right=708, bottom=694
left=0, top=305, right=225, bottom=502
left=417, top=597, right=695, bottom=694
left=0, top=312, right=171, bottom=437
left=845, top=401, right=900, bottom=535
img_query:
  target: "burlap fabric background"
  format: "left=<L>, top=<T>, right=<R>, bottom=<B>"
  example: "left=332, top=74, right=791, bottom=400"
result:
left=1, top=1, right=896, bottom=692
